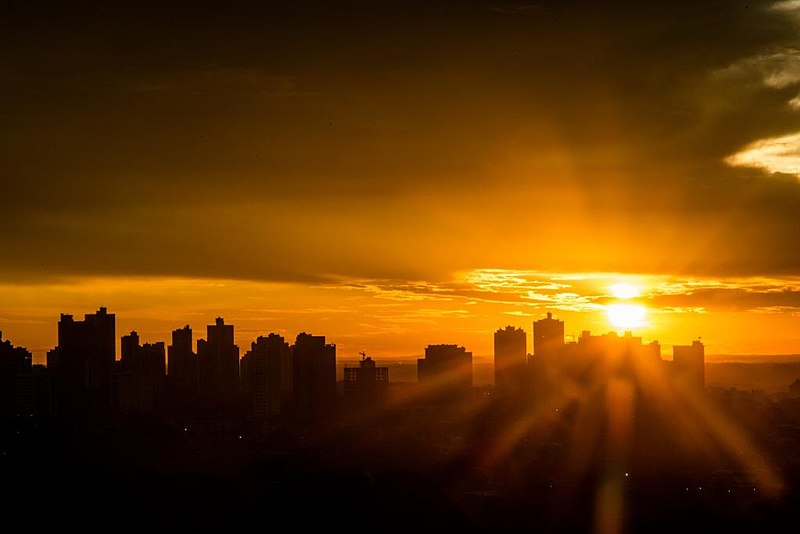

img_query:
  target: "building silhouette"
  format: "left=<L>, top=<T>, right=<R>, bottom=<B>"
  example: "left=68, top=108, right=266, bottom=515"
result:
left=47, top=307, right=115, bottom=419
left=533, top=312, right=564, bottom=358
left=343, top=353, right=389, bottom=409
left=0, top=331, right=34, bottom=417
left=528, top=324, right=663, bottom=403
left=115, top=331, right=166, bottom=414
left=494, top=326, right=526, bottom=396
left=562, top=330, right=660, bottom=380
left=241, top=333, right=292, bottom=417
left=672, top=339, right=705, bottom=390
left=418, top=344, right=473, bottom=393
left=570, top=329, right=660, bottom=357
left=167, top=325, right=197, bottom=392
left=291, top=332, right=336, bottom=419
left=197, top=318, right=240, bottom=402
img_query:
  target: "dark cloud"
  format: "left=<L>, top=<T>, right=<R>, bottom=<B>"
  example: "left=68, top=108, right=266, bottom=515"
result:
left=2, top=0, right=800, bottom=282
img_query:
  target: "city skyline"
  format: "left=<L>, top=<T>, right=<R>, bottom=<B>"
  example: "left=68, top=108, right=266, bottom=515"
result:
left=3, top=1, right=800, bottom=365
left=0, top=305, right=711, bottom=420
left=2, top=304, right=723, bottom=369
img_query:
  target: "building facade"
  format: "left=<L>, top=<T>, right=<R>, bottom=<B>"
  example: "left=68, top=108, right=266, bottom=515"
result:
left=197, top=318, right=240, bottom=402
left=494, top=326, right=527, bottom=396
left=291, top=332, right=336, bottom=419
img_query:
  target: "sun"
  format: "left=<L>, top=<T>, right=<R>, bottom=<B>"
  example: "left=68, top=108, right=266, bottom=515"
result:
left=608, top=282, right=641, bottom=299
left=606, top=303, right=647, bottom=329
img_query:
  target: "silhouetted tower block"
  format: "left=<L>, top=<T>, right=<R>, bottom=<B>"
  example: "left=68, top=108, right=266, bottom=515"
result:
left=494, top=326, right=527, bottom=395
left=418, top=344, right=473, bottom=394
left=291, top=332, right=336, bottom=419
left=140, top=342, right=166, bottom=377
left=343, top=354, right=389, bottom=409
left=197, top=318, right=240, bottom=402
left=530, top=324, right=664, bottom=406
left=673, top=340, right=705, bottom=390
left=47, top=307, right=115, bottom=418
left=533, top=312, right=564, bottom=358
left=168, top=325, right=197, bottom=391
left=120, top=331, right=141, bottom=368
left=561, top=330, right=653, bottom=374
left=241, top=333, right=292, bottom=417
left=0, top=331, right=34, bottom=417
left=119, top=331, right=166, bottom=377
left=115, top=331, right=166, bottom=414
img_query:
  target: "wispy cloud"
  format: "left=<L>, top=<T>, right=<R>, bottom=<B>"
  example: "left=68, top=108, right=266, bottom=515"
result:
left=771, top=0, right=800, bottom=14
left=725, top=131, right=800, bottom=176
left=719, top=4, right=800, bottom=176
left=337, top=270, right=800, bottom=315
left=751, top=306, right=800, bottom=314
left=503, top=310, right=535, bottom=317
left=716, top=48, right=800, bottom=89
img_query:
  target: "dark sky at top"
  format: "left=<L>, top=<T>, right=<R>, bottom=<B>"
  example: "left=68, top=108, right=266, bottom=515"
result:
left=3, top=0, right=799, bottom=284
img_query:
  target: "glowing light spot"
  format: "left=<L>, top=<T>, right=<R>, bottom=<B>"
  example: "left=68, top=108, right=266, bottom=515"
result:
left=606, top=304, right=647, bottom=329
left=608, top=282, right=641, bottom=299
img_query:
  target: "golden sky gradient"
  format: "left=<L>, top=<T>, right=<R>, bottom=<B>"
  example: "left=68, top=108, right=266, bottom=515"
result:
left=3, top=269, right=800, bottom=365
left=2, top=1, right=800, bottom=363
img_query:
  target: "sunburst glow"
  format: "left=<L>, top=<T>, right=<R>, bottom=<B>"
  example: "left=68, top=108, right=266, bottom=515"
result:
left=606, top=303, right=647, bottom=329
left=608, top=282, right=641, bottom=299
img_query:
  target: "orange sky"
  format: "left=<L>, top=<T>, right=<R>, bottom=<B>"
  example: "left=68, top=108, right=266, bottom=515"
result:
left=3, top=270, right=800, bottom=365
left=2, top=1, right=800, bottom=362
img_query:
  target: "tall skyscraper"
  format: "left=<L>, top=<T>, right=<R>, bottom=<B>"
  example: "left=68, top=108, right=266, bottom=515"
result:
left=120, top=330, right=141, bottom=370
left=116, top=331, right=166, bottom=413
left=241, top=333, right=292, bottom=417
left=0, top=332, right=33, bottom=417
left=47, top=306, right=116, bottom=418
left=673, top=340, right=705, bottom=390
left=494, top=326, right=526, bottom=395
left=197, top=318, right=240, bottom=401
left=533, top=312, right=564, bottom=358
left=343, top=353, right=389, bottom=408
left=119, top=331, right=166, bottom=377
left=291, top=332, right=336, bottom=419
left=168, top=325, right=197, bottom=391
left=417, top=344, right=473, bottom=393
